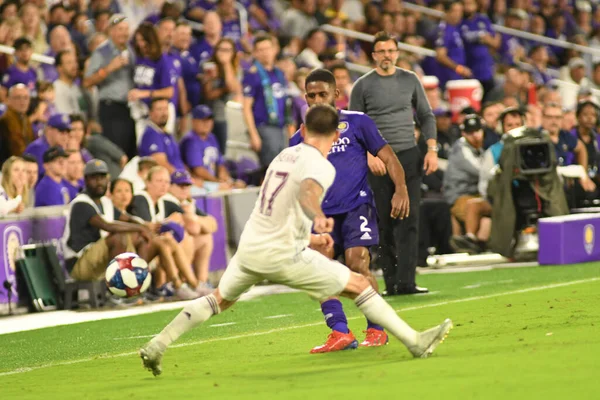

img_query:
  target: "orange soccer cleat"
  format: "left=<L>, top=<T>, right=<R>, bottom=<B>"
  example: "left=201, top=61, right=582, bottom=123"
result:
left=310, top=331, right=359, bottom=354
left=359, top=328, right=389, bottom=347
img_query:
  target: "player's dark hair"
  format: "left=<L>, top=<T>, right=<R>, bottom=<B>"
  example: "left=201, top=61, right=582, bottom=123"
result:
left=305, top=104, right=339, bottom=137
left=305, top=69, right=337, bottom=90
left=372, top=31, right=398, bottom=52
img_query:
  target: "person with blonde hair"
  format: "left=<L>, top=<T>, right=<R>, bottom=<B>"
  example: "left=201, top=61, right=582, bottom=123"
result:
left=0, top=156, right=29, bottom=215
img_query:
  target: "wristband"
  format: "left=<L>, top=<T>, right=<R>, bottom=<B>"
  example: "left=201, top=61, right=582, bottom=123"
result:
left=98, top=68, right=107, bottom=78
left=428, top=145, right=439, bottom=153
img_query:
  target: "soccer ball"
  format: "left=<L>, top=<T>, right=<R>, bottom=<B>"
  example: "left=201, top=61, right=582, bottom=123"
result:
left=105, top=252, right=152, bottom=298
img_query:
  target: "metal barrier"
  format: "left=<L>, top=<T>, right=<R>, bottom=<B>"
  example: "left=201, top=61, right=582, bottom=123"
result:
left=0, top=44, right=54, bottom=65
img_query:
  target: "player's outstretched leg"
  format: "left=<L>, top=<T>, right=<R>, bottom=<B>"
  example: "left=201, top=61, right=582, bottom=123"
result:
left=345, top=247, right=388, bottom=347
left=343, top=273, right=453, bottom=358
left=310, top=298, right=358, bottom=354
left=139, top=289, right=234, bottom=376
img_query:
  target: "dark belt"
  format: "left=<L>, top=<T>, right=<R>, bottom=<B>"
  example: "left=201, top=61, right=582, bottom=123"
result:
left=99, top=99, right=128, bottom=106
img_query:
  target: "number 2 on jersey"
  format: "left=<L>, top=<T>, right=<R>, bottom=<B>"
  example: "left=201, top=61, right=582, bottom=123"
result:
left=259, top=170, right=289, bottom=216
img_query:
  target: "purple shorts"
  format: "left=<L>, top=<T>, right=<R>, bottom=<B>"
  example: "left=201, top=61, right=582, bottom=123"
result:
left=329, top=203, right=379, bottom=257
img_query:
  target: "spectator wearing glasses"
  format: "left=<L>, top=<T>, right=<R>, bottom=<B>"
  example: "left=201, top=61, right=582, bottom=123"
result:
left=83, top=14, right=136, bottom=159
left=201, top=37, right=242, bottom=153
left=24, top=113, right=72, bottom=179
left=0, top=84, right=33, bottom=165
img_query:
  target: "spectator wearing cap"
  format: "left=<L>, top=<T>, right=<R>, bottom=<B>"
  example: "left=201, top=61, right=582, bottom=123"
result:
left=0, top=37, right=37, bottom=101
left=443, top=114, right=485, bottom=225
left=180, top=105, right=246, bottom=190
left=242, top=33, right=291, bottom=167
left=460, top=0, right=500, bottom=96
left=189, top=12, right=222, bottom=67
left=54, top=50, right=87, bottom=116
left=434, top=1, right=472, bottom=89
left=138, top=98, right=186, bottom=174
left=64, top=150, right=85, bottom=200
left=166, top=169, right=217, bottom=292
left=41, top=26, right=75, bottom=83
left=172, top=22, right=202, bottom=109
left=433, top=106, right=460, bottom=159
left=201, top=37, right=243, bottom=152
left=24, top=113, right=71, bottom=179
left=83, top=14, right=137, bottom=159
left=558, top=57, right=590, bottom=110
left=0, top=84, right=33, bottom=165
left=34, top=146, right=71, bottom=207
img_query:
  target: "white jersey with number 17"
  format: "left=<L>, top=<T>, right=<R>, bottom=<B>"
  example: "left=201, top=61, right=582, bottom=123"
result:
left=237, top=143, right=336, bottom=269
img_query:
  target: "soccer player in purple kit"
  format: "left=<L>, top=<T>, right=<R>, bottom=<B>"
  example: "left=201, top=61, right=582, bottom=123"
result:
left=289, top=69, right=410, bottom=353
left=35, top=146, right=72, bottom=207
left=0, top=37, right=38, bottom=99
left=180, top=105, right=246, bottom=189
left=459, top=0, right=500, bottom=96
left=434, top=1, right=472, bottom=89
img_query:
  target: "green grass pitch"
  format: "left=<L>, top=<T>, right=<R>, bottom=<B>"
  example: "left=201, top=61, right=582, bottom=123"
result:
left=1, top=263, right=599, bottom=400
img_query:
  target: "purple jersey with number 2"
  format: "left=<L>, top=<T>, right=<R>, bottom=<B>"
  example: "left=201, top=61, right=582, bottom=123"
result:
left=289, top=110, right=387, bottom=215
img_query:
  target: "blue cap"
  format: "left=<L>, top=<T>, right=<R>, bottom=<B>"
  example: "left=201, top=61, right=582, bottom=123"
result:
left=433, top=106, right=451, bottom=117
left=47, top=113, right=72, bottom=131
left=192, top=105, right=213, bottom=120
left=171, top=170, right=193, bottom=186
left=160, top=221, right=185, bottom=243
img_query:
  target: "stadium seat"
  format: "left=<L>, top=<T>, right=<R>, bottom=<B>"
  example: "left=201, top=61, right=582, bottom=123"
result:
left=15, top=244, right=59, bottom=312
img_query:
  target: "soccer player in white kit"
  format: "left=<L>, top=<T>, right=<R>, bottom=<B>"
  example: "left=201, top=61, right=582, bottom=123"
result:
left=139, top=105, right=453, bottom=376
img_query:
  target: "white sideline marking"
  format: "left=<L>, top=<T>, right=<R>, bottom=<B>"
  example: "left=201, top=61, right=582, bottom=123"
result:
left=209, top=322, right=237, bottom=327
left=0, top=277, right=597, bottom=378
left=113, top=335, right=156, bottom=340
left=463, top=279, right=514, bottom=289
left=264, top=314, right=293, bottom=319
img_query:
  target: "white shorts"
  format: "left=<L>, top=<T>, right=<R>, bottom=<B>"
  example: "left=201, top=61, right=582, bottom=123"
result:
left=219, top=248, right=352, bottom=302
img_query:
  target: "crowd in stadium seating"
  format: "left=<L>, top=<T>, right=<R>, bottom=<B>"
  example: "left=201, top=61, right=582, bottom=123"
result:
left=0, top=0, right=600, bottom=302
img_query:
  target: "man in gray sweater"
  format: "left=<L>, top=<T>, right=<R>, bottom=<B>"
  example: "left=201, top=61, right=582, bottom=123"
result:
left=349, top=31, right=438, bottom=295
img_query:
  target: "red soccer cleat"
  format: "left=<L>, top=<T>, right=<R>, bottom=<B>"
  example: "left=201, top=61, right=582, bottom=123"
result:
left=310, top=331, right=359, bottom=354
left=359, top=328, right=389, bottom=347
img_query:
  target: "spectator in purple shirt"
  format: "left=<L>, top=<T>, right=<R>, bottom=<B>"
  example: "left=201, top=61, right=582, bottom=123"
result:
left=242, top=33, right=291, bottom=167
left=434, top=1, right=472, bottom=89
left=172, top=22, right=202, bottom=109
left=217, top=0, right=250, bottom=53
left=180, top=105, right=246, bottom=189
left=1, top=37, right=38, bottom=100
left=529, top=45, right=554, bottom=86
left=190, top=12, right=222, bottom=66
left=40, top=25, right=75, bottom=83
left=138, top=98, right=186, bottom=174
left=64, top=150, right=85, bottom=199
left=24, top=113, right=72, bottom=179
left=34, top=146, right=71, bottom=207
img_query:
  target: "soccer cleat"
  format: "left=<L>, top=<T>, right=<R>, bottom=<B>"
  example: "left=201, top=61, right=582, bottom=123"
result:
left=310, top=331, right=359, bottom=354
left=360, top=328, right=389, bottom=347
left=139, top=341, right=166, bottom=376
left=408, top=318, right=453, bottom=358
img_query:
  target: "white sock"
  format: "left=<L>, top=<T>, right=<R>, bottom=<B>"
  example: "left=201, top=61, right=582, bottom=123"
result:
left=355, top=287, right=418, bottom=347
left=466, top=232, right=477, bottom=240
left=152, top=294, right=221, bottom=348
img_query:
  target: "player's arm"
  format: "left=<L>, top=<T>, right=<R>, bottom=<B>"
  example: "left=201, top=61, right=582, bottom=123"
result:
left=376, top=145, right=410, bottom=219
left=298, top=178, right=333, bottom=234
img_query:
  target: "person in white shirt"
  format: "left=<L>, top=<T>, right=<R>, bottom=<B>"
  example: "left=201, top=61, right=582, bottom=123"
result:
left=54, top=50, right=87, bottom=116
left=139, top=104, right=453, bottom=376
left=0, top=156, right=29, bottom=216
left=120, top=156, right=158, bottom=193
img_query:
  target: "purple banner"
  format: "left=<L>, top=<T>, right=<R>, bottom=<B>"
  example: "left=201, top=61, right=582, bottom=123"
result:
left=204, top=196, right=228, bottom=271
left=538, top=214, right=600, bottom=265
left=0, top=219, right=34, bottom=304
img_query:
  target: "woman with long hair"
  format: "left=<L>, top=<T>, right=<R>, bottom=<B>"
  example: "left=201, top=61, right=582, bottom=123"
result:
left=128, top=22, right=174, bottom=140
left=0, top=156, right=29, bottom=215
left=201, top=37, right=242, bottom=154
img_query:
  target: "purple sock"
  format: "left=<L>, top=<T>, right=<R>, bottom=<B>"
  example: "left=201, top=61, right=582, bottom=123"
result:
left=321, top=299, right=349, bottom=333
left=367, top=319, right=384, bottom=331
